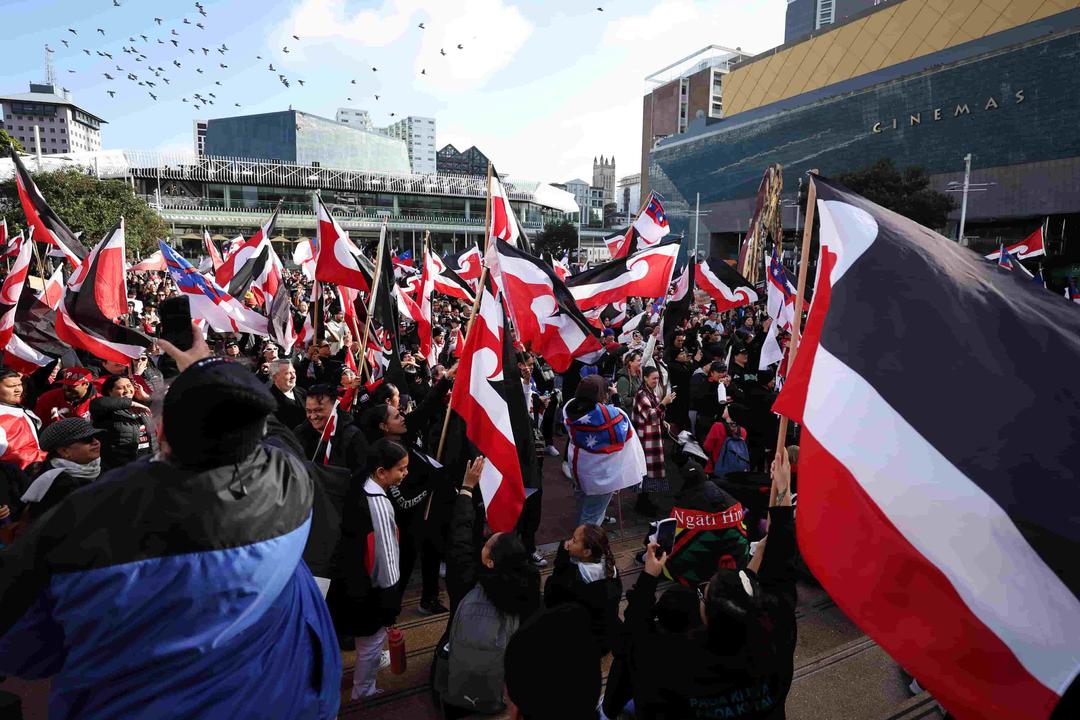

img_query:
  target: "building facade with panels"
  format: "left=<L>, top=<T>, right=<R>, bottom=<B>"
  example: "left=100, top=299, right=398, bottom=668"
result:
left=647, top=0, right=1080, bottom=267
left=436, top=144, right=490, bottom=176
left=380, top=116, right=437, bottom=174
left=204, top=110, right=411, bottom=174
left=0, top=83, right=105, bottom=155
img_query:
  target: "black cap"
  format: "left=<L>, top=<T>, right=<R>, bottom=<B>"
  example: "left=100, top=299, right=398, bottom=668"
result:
left=163, top=358, right=276, bottom=469
left=39, top=418, right=107, bottom=452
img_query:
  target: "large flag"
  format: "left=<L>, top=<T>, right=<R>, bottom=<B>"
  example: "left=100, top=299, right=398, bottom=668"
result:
left=445, top=244, right=483, bottom=289
left=985, top=226, right=1046, bottom=260
left=267, top=281, right=298, bottom=355
left=203, top=229, right=224, bottom=272
left=696, top=257, right=758, bottom=312
left=489, top=166, right=521, bottom=248
left=566, top=239, right=680, bottom=310
left=293, top=236, right=316, bottom=281
left=488, top=238, right=603, bottom=372
left=429, top=252, right=476, bottom=302
left=314, top=197, right=373, bottom=291
left=774, top=176, right=1080, bottom=720
left=0, top=230, right=33, bottom=352
left=368, top=235, right=405, bottom=389
left=631, top=193, right=671, bottom=246
left=216, top=205, right=283, bottom=301
left=10, top=146, right=87, bottom=266
left=160, top=241, right=269, bottom=336
left=56, top=220, right=153, bottom=363
left=448, top=279, right=534, bottom=532
left=417, top=244, right=437, bottom=365
left=130, top=250, right=167, bottom=272
left=604, top=226, right=636, bottom=261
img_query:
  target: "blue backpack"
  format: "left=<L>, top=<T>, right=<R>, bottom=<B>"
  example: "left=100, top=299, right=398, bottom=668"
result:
left=713, top=435, right=751, bottom=478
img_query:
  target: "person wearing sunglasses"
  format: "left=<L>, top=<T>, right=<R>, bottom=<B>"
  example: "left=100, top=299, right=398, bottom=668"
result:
left=618, top=448, right=797, bottom=720
left=18, top=418, right=106, bottom=525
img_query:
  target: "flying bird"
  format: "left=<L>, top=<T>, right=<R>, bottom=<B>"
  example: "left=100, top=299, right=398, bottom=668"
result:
left=372, top=66, right=377, bottom=71
left=208, top=92, right=216, bottom=98
left=171, top=29, right=179, bottom=35
left=196, top=68, right=204, bottom=74
left=157, top=39, right=164, bottom=44
left=154, top=17, right=162, bottom=25
left=107, top=90, right=116, bottom=97
left=197, top=23, right=204, bottom=29
left=183, top=18, right=190, bottom=25
left=292, top=34, right=300, bottom=40
left=149, top=92, right=157, bottom=100
left=202, top=47, right=210, bottom=55
left=129, top=36, right=136, bottom=42
left=97, top=28, right=105, bottom=36
left=440, top=48, right=445, bottom=55
left=268, top=63, right=275, bottom=71
left=140, top=34, right=148, bottom=41
left=297, top=79, right=305, bottom=86
left=103, top=73, right=114, bottom=80
left=374, top=94, right=379, bottom=100
left=103, top=51, right=113, bottom=59
left=214, top=81, right=221, bottom=85
left=173, top=60, right=182, bottom=67
left=457, top=43, right=463, bottom=49
left=350, top=79, right=356, bottom=84
left=182, top=97, right=188, bottom=102
left=235, top=103, right=241, bottom=107
left=597, top=6, right=603, bottom=10
left=61, top=39, right=69, bottom=47
left=67, top=69, right=76, bottom=73
left=421, top=69, right=426, bottom=75
left=219, top=63, right=227, bottom=68
left=113, top=0, right=121, bottom=6
left=346, top=97, right=352, bottom=101
left=83, top=49, right=91, bottom=55
left=170, top=39, right=179, bottom=46
left=221, top=43, right=229, bottom=51
left=418, top=23, right=425, bottom=29
left=163, top=78, right=170, bottom=84
left=389, top=112, right=395, bottom=117
left=283, top=46, right=290, bottom=53
left=188, top=48, right=195, bottom=54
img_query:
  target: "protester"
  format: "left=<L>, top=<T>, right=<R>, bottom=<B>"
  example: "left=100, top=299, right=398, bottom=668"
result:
left=543, top=523, right=623, bottom=655
left=0, top=369, right=46, bottom=470
left=614, top=350, right=643, bottom=414
left=34, top=367, right=97, bottom=426
left=294, top=384, right=367, bottom=476
left=17, top=418, right=104, bottom=524
left=326, top=438, right=410, bottom=702
left=0, top=334, right=342, bottom=719
left=563, top=374, right=647, bottom=526
left=89, top=375, right=159, bottom=470
left=632, top=366, right=676, bottom=514
left=269, top=359, right=307, bottom=429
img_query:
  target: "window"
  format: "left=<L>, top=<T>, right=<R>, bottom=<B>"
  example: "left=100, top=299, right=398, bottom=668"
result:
left=815, top=0, right=835, bottom=30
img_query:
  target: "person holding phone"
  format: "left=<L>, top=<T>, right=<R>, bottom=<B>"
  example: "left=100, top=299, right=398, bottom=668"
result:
left=618, top=448, right=797, bottom=720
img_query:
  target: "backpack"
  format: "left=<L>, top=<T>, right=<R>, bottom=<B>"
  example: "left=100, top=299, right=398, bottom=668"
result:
left=713, top=435, right=751, bottom=479
left=433, top=584, right=520, bottom=714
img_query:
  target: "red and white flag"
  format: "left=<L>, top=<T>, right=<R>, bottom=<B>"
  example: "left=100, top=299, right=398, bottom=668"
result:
left=985, top=226, right=1046, bottom=260
left=293, top=237, right=316, bottom=281
left=41, top=264, right=65, bottom=312
left=130, top=250, right=167, bottom=272
left=448, top=280, right=533, bottom=532
left=10, top=146, right=86, bottom=267
left=316, top=398, right=341, bottom=465
left=204, top=229, right=224, bottom=272
left=56, top=219, right=153, bottom=363
left=216, top=205, right=284, bottom=302
left=445, top=245, right=482, bottom=289
left=604, top=227, right=635, bottom=260
left=631, top=194, right=670, bottom=246
left=430, top=252, right=476, bottom=302
left=0, top=219, right=16, bottom=258
left=566, top=239, right=680, bottom=311
left=0, top=230, right=33, bottom=352
left=314, top=197, right=373, bottom=291
left=489, top=169, right=520, bottom=247
left=417, top=245, right=437, bottom=365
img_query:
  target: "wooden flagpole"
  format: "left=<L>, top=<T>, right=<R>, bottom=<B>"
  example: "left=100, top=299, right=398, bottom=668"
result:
left=773, top=171, right=818, bottom=460
left=435, top=162, right=493, bottom=464
left=354, top=218, right=389, bottom=383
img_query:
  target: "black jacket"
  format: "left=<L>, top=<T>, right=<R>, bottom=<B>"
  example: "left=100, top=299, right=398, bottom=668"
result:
left=271, top=385, right=307, bottom=430
left=543, top=544, right=623, bottom=655
left=89, top=397, right=159, bottom=470
left=624, top=506, right=798, bottom=720
left=293, top=416, right=368, bottom=479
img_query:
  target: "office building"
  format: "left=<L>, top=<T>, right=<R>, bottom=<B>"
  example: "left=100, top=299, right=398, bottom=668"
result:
left=193, top=119, right=207, bottom=157
left=204, top=109, right=410, bottom=173
left=336, top=107, right=373, bottom=130
left=380, top=116, right=437, bottom=174
left=646, top=0, right=1080, bottom=268
left=0, top=82, right=105, bottom=154
left=436, top=144, right=490, bottom=176
left=618, top=173, right=641, bottom=215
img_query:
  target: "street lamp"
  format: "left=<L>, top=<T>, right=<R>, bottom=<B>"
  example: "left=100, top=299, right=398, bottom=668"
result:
left=945, top=154, right=996, bottom=246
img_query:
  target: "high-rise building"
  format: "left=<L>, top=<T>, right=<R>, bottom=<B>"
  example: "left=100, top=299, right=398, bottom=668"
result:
left=379, top=116, right=436, bottom=174
left=336, top=107, right=373, bottom=130
left=783, top=0, right=893, bottom=44
left=617, top=173, right=641, bottom=215
left=193, top=119, right=207, bottom=157
left=592, top=156, right=616, bottom=204
left=436, top=144, right=490, bottom=176
left=0, top=82, right=105, bottom=154
left=204, top=109, right=410, bottom=173
left=640, top=45, right=753, bottom=194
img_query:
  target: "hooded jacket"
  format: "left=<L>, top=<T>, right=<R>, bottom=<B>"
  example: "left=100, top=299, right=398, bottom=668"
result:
left=89, top=396, right=159, bottom=470
left=543, top=543, right=623, bottom=655
left=0, top=443, right=341, bottom=720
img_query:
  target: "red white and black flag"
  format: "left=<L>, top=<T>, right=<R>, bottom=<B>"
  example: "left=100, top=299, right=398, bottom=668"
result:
left=0, top=219, right=16, bottom=258
left=774, top=176, right=1080, bottom=720
left=429, top=252, right=476, bottom=302
left=0, top=230, right=33, bottom=356
left=267, top=281, right=297, bottom=355
left=314, top=196, right=374, bottom=292
left=696, top=257, right=758, bottom=312
left=215, top=204, right=283, bottom=301
left=566, top=239, right=680, bottom=310
left=661, top=260, right=694, bottom=348
left=487, top=238, right=603, bottom=373
left=448, top=278, right=536, bottom=532
left=444, top=244, right=482, bottom=289
left=203, top=229, right=224, bottom=273
left=56, top=219, right=153, bottom=364
left=9, top=146, right=87, bottom=267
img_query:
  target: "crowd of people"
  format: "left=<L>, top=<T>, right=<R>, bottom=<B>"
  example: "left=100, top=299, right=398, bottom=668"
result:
left=0, top=260, right=800, bottom=720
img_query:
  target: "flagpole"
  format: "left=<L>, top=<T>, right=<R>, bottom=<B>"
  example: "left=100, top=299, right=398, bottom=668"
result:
left=774, top=171, right=818, bottom=461
left=310, top=191, right=323, bottom=344
left=355, top=219, right=389, bottom=383
left=435, top=163, right=493, bottom=464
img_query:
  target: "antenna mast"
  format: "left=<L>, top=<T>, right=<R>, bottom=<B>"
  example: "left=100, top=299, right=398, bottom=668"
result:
left=45, top=44, right=57, bottom=86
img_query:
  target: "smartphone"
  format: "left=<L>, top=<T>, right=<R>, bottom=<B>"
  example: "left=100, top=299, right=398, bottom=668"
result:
left=655, top=518, right=677, bottom=559
left=159, top=295, right=193, bottom=351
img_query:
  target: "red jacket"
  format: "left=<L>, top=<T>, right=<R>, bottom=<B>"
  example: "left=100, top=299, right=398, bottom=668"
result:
left=34, top=387, right=96, bottom=427
left=0, top=404, right=46, bottom=469
left=702, top=421, right=747, bottom=475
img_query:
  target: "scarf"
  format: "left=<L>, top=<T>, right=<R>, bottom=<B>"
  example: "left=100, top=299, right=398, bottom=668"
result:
left=572, top=557, right=614, bottom=584
left=21, top=458, right=102, bottom=503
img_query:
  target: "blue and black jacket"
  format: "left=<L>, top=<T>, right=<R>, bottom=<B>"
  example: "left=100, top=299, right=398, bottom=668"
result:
left=0, top=443, right=342, bottom=720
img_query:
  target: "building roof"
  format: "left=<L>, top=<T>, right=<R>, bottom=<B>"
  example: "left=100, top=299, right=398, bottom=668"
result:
left=563, top=178, right=590, bottom=186
left=0, top=90, right=107, bottom=123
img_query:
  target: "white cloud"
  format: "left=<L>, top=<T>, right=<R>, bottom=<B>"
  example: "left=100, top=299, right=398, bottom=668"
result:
left=275, top=0, right=531, bottom=92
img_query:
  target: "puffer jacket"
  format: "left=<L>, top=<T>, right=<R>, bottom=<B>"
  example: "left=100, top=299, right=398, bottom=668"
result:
left=0, top=443, right=341, bottom=720
left=89, top=396, right=159, bottom=470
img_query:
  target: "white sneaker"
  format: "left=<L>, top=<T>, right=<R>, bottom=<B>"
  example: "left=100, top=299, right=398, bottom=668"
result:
left=379, top=650, right=391, bottom=671
left=529, top=550, right=548, bottom=567
left=544, top=444, right=559, bottom=456
left=605, top=516, right=617, bottom=525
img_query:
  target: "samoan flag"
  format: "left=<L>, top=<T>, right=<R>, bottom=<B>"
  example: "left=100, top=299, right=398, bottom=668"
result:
left=632, top=194, right=671, bottom=245
left=160, top=241, right=269, bottom=336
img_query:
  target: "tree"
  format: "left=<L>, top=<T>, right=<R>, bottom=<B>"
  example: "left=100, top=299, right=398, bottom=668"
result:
left=836, top=159, right=955, bottom=231
left=0, top=168, right=169, bottom=256
left=0, top=131, right=23, bottom=153
left=532, top=218, right=578, bottom=257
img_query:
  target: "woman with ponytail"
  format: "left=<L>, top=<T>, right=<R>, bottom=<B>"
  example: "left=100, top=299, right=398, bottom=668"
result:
left=543, top=523, right=624, bottom=655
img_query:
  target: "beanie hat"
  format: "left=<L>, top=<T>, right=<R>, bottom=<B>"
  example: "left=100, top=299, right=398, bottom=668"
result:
left=163, top=358, right=276, bottom=470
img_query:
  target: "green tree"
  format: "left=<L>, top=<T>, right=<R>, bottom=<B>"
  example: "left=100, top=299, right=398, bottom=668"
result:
left=836, top=159, right=955, bottom=230
left=0, top=168, right=168, bottom=255
left=532, top=218, right=578, bottom=256
left=0, top=131, right=23, bottom=153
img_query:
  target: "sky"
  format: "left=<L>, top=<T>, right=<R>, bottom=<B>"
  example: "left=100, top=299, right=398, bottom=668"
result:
left=4, top=0, right=787, bottom=184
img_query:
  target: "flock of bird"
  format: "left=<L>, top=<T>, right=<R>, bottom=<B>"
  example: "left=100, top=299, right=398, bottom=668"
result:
left=44, top=2, right=608, bottom=118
